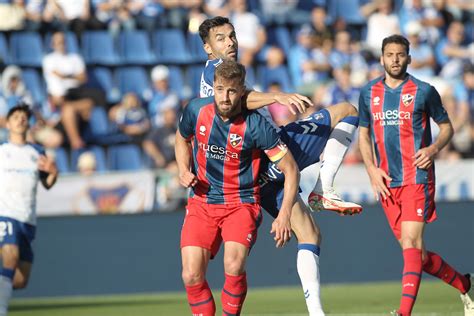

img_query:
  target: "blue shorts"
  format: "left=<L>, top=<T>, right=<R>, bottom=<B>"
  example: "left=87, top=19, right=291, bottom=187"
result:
left=259, top=109, right=332, bottom=218
left=0, top=216, right=36, bottom=263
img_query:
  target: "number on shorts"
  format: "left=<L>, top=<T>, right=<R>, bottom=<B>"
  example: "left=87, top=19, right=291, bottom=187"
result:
left=0, top=221, right=13, bottom=237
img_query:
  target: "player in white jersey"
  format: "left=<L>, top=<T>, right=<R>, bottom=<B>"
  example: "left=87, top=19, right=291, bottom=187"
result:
left=0, top=105, right=58, bottom=315
left=197, top=17, right=362, bottom=315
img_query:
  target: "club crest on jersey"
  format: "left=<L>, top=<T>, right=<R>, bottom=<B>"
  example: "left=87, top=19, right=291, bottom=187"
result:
left=229, top=133, right=242, bottom=148
left=402, top=93, right=414, bottom=106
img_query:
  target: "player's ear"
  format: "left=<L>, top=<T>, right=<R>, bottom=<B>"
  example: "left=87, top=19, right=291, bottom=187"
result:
left=407, top=55, right=412, bottom=65
left=203, top=42, right=212, bottom=56
left=380, top=55, right=384, bottom=67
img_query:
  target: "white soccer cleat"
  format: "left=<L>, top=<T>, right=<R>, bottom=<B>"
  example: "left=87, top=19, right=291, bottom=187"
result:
left=307, top=188, right=362, bottom=216
left=390, top=311, right=401, bottom=316
left=461, top=274, right=474, bottom=316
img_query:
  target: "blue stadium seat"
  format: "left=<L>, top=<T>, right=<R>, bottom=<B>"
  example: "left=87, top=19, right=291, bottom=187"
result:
left=257, top=65, right=293, bottom=92
left=108, top=144, right=143, bottom=171
left=87, top=67, right=120, bottom=104
left=82, top=31, right=121, bottom=66
left=153, top=29, right=191, bottom=64
left=54, top=147, right=70, bottom=173
left=88, top=107, right=110, bottom=136
left=186, top=64, right=205, bottom=98
left=71, top=146, right=107, bottom=173
left=115, top=66, right=151, bottom=100
left=327, top=0, right=367, bottom=25
left=22, top=68, right=46, bottom=105
left=0, top=33, right=9, bottom=64
left=167, top=66, right=185, bottom=98
left=187, top=32, right=207, bottom=63
left=9, top=32, right=43, bottom=67
left=270, top=27, right=293, bottom=57
left=118, top=30, right=156, bottom=65
left=44, top=32, right=79, bottom=54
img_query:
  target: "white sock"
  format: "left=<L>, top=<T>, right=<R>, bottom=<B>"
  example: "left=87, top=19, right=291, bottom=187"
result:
left=0, top=276, right=12, bottom=316
left=313, top=118, right=358, bottom=193
left=297, top=244, right=324, bottom=316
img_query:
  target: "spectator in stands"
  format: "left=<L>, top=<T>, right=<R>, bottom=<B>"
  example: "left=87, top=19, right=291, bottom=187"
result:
left=405, top=21, right=436, bottom=80
left=309, top=6, right=333, bottom=40
left=399, top=0, right=444, bottom=45
left=148, top=65, right=180, bottom=128
left=77, top=151, right=97, bottom=176
left=24, top=0, right=45, bottom=32
left=42, top=31, right=106, bottom=149
left=259, top=0, right=310, bottom=27
left=42, top=0, right=91, bottom=39
left=203, top=0, right=229, bottom=17
left=329, top=30, right=368, bottom=73
left=128, top=0, right=164, bottom=33
left=31, top=95, right=64, bottom=150
left=0, top=65, right=33, bottom=110
left=261, top=46, right=292, bottom=92
left=435, top=20, right=474, bottom=80
left=228, top=0, right=266, bottom=67
left=109, top=92, right=150, bottom=144
left=361, top=0, right=400, bottom=57
left=0, top=0, right=25, bottom=31
left=90, top=0, right=136, bottom=38
left=321, top=66, right=360, bottom=108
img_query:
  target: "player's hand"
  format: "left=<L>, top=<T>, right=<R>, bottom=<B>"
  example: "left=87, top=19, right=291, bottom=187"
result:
left=38, top=155, right=57, bottom=175
left=274, top=92, right=313, bottom=115
left=178, top=170, right=198, bottom=188
left=367, top=165, right=391, bottom=201
left=270, top=211, right=292, bottom=248
left=413, top=146, right=437, bottom=170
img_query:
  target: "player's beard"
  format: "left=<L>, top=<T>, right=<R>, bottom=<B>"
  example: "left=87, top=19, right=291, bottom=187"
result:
left=216, top=102, right=240, bottom=119
left=384, top=62, right=409, bottom=80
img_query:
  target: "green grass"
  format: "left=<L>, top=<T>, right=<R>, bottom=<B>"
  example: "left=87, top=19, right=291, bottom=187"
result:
left=10, top=280, right=464, bottom=315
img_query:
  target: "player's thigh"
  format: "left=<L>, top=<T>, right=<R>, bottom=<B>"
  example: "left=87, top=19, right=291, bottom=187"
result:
left=400, top=221, right=425, bottom=249
left=290, top=197, right=320, bottom=245
left=13, top=261, right=32, bottom=289
left=181, top=246, right=212, bottom=284
left=325, top=102, right=358, bottom=129
left=1, top=244, right=20, bottom=269
left=220, top=204, right=261, bottom=250
left=223, top=241, right=249, bottom=275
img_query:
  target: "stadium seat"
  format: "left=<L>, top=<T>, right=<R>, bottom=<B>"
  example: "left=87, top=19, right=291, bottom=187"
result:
left=82, top=31, right=121, bottom=66
left=257, top=65, right=293, bottom=92
left=167, top=66, right=186, bottom=98
left=327, top=0, right=367, bottom=25
left=44, top=32, right=79, bottom=54
left=9, top=32, right=44, bottom=67
left=22, top=68, right=46, bottom=105
left=186, top=64, right=205, bottom=98
left=87, top=67, right=120, bottom=104
left=54, top=147, right=70, bottom=173
left=108, top=144, right=143, bottom=171
left=115, top=66, right=152, bottom=101
left=88, top=107, right=110, bottom=136
left=187, top=32, right=207, bottom=63
left=118, top=30, right=156, bottom=65
left=0, top=33, right=9, bottom=64
left=153, top=29, right=192, bottom=64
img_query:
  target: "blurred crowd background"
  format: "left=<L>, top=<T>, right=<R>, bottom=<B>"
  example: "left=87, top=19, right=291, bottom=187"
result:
left=0, top=0, right=472, bottom=184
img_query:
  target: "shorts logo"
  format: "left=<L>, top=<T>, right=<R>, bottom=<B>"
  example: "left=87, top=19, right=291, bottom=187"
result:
left=416, top=208, right=423, bottom=216
left=402, top=93, right=414, bottom=106
left=229, top=133, right=242, bottom=148
left=246, top=233, right=253, bottom=242
left=199, top=125, right=206, bottom=136
left=373, top=96, right=381, bottom=106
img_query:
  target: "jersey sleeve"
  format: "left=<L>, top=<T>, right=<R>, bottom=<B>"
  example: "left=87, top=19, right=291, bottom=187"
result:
left=250, top=112, right=288, bottom=163
left=358, top=87, right=371, bottom=127
left=31, top=144, right=48, bottom=179
left=426, top=85, right=449, bottom=123
left=178, top=100, right=197, bottom=140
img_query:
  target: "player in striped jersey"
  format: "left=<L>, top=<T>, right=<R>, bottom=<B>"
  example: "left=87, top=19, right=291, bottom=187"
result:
left=176, top=60, right=300, bottom=316
left=0, top=105, right=58, bottom=316
left=359, top=34, right=473, bottom=316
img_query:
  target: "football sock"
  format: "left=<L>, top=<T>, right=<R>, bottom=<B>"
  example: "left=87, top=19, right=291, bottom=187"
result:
left=313, top=116, right=358, bottom=193
left=297, top=244, right=324, bottom=316
left=185, top=280, right=215, bottom=316
left=222, top=273, right=247, bottom=316
left=398, top=248, right=422, bottom=315
left=0, top=269, right=14, bottom=316
left=423, top=251, right=470, bottom=294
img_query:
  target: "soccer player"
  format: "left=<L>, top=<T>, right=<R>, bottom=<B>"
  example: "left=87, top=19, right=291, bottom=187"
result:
left=0, top=104, right=58, bottom=316
left=198, top=16, right=361, bottom=315
left=358, top=34, right=473, bottom=316
left=176, top=60, right=300, bottom=316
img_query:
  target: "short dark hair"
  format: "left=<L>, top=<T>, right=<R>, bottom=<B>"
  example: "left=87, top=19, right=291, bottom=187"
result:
left=214, top=59, right=246, bottom=86
left=6, top=104, right=32, bottom=120
left=381, top=34, right=410, bottom=55
left=199, top=16, right=233, bottom=44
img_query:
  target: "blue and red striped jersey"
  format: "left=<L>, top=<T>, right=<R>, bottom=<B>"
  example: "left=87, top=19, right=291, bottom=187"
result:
left=179, top=97, right=288, bottom=204
left=359, top=74, right=449, bottom=187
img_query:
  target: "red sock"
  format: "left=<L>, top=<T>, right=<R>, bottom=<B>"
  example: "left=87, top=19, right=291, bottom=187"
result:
left=185, top=281, right=215, bottom=316
left=423, top=251, right=470, bottom=294
left=221, top=273, right=247, bottom=316
left=398, top=248, right=422, bottom=315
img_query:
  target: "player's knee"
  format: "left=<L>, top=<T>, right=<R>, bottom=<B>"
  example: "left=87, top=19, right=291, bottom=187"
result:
left=1, top=246, right=19, bottom=269
left=181, top=269, right=205, bottom=286
left=223, top=257, right=245, bottom=276
left=400, top=236, right=422, bottom=250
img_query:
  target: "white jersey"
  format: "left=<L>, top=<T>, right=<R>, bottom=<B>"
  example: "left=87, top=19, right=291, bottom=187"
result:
left=0, top=142, right=45, bottom=225
left=201, top=59, right=280, bottom=131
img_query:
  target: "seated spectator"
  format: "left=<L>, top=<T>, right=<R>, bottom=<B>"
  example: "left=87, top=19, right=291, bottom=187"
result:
left=0, top=65, right=34, bottom=110
left=321, top=66, right=360, bottom=108
left=109, top=92, right=150, bottom=144
left=42, top=31, right=106, bottom=149
left=399, top=0, right=444, bottom=45
left=148, top=65, right=180, bottom=128
left=91, top=0, right=136, bottom=38
left=310, top=6, right=333, bottom=40
left=405, top=21, right=436, bottom=80
left=24, top=0, right=44, bottom=32
left=77, top=151, right=97, bottom=176
left=42, top=0, right=91, bottom=39
left=0, top=0, right=25, bottom=31
left=329, top=30, right=368, bottom=73
left=261, top=46, right=292, bottom=92
left=129, top=0, right=164, bottom=33
left=229, top=0, right=266, bottom=67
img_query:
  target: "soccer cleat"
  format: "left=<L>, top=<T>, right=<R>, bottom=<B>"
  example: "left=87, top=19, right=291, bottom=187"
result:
left=390, top=311, right=401, bottom=316
left=461, top=273, right=474, bottom=316
left=307, top=188, right=362, bottom=216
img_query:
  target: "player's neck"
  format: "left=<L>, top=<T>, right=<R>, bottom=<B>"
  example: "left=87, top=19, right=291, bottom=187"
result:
left=384, top=73, right=408, bottom=89
left=8, top=134, right=27, bottom=145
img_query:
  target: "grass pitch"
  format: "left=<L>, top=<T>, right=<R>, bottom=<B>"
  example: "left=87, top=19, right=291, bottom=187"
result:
left=10, top=280, right=464, bottom=315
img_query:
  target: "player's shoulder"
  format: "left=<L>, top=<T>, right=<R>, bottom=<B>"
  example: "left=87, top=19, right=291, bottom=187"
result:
left=361, top=76, right=384, bottom=92
left=407, top=74, right=434, bottom=92
left=185, top=96, right=214, bottom=113
left=28, top=143, right=45, bottom=156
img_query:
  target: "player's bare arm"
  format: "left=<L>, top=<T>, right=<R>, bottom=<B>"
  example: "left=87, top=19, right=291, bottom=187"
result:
left=359, top=126, right=392, bottom=200
left=413, top=120, right=454, bottom=170
left=175, top=129, right=198, bottom=188
left=38, top=155, right=58, bottom=189
left=244, top=90, right=314, bottom=115
left=270, top=150, right=299, bottom=248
